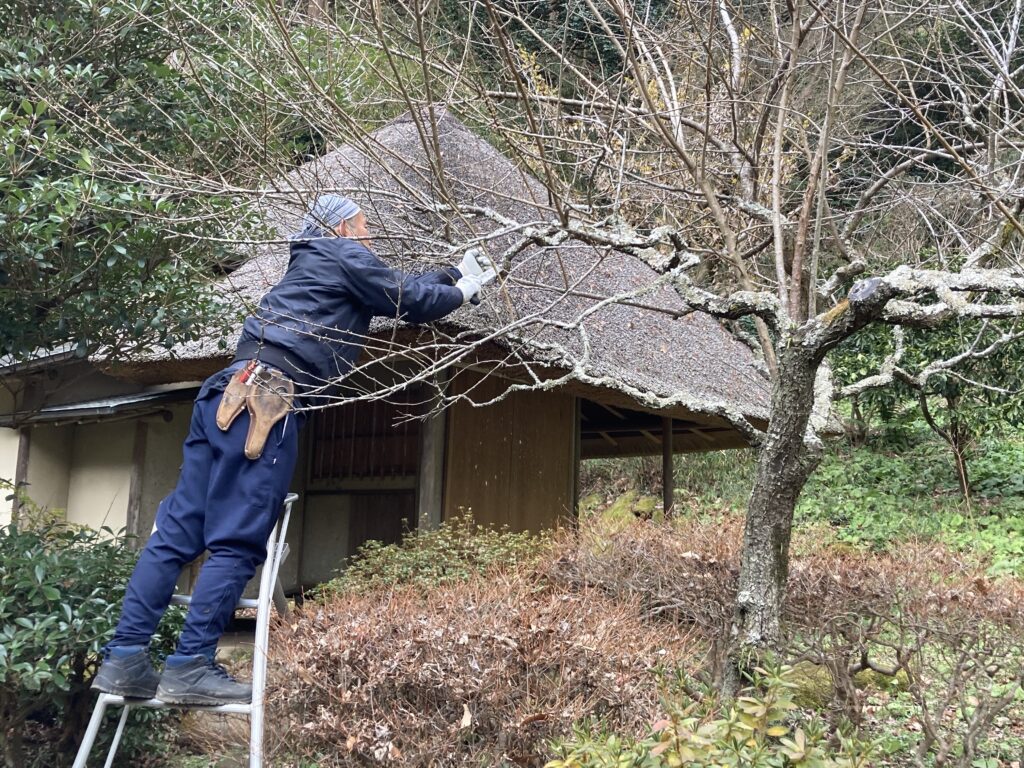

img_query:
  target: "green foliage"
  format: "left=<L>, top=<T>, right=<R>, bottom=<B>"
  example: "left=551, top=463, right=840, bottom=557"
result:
left=0, top=518, right=182, bottom=766
left=941, top=503, right=1024, bottom=578
left=834, top=321, right=1024, bottom=431
left=831, top=321, right=1024, bottom=499
left=0, top=0, right=260, bottom=360
left=579, top=451, right=756, bottom=514
left=0, top=525, right=130, bottom=709
left=797, top=425, right=1024, bottom=577
left=797, top=433, right=953, bottom=548
left=315, top=510, right=547, bottom=596
left=0, top=1, right=402, bottom=362
left=672, top=451, right=757, bottom=512
left=598, top=490, right=660, bottom=526
left=970, top=439, right=1024, bottom=498
left=546, top=666, right=875, bottom=767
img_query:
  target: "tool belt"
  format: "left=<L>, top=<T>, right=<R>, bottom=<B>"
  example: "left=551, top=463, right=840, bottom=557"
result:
left=215, top=360, right=295, bottom=460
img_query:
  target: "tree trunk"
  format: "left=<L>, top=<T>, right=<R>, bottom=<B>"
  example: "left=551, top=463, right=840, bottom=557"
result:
left=57, top=680, right=91, bottom=759
left=847, top=395, right=868, bottom=446
left=948, top=407, right=972, bottom=502
left=726, top=346, right=823, bottom=691
left=950, top=435, right=972, bottom=502
left=1, top=723, right=23, bottom=768
left=919, top=393, right=973, bottom=502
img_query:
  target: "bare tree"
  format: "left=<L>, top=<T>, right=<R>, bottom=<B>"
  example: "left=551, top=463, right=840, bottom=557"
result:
left=33, top=0, right=1024, bottom=687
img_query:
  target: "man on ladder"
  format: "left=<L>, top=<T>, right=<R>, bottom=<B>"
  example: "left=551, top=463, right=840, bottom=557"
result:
left=91, top=194, right=496, bottom=705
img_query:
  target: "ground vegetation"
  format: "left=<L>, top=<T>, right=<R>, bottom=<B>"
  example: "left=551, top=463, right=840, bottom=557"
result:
left=166, top=465, right=1024, bottom=766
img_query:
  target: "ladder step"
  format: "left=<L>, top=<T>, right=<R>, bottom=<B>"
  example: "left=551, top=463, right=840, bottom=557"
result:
left=96, top=693, right=252, bottom=715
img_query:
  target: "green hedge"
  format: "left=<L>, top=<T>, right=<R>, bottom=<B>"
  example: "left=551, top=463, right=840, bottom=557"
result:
left=0, top=519, right=181, bottom=767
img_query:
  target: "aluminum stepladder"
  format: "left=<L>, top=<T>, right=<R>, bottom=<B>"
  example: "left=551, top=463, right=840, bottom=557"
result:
left=73, top=492, right=298, bottom=768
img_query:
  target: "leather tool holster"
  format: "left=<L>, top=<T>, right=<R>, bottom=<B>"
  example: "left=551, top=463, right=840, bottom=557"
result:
left=215, top=364, right=295, bottom=460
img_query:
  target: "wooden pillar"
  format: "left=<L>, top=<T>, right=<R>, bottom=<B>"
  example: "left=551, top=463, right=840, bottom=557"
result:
left=12, top=427, right=30, bottom=523
left=570, top=397, right=581, bottom=521
left=662, top=417, right=673, bottom=516
left=417, top=375, right=449, bottom=531
left=126, top=420, right=148, bottom=546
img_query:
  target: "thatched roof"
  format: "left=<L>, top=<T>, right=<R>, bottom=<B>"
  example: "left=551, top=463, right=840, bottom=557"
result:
left=123, top=109, right=770, bottom=426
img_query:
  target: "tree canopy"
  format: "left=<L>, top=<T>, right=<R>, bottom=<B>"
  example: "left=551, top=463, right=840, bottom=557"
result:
left=0, top=0, right=370, bottom=361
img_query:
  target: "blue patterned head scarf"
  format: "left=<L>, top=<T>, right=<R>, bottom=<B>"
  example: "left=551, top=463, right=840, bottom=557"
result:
left=292, top=194, right=361, bottom=239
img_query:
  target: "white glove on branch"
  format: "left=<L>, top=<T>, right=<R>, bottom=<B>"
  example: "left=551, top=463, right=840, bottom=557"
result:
left=458, top=248, right=497, bottom=286
left=456, top=274, right=485, bottom=305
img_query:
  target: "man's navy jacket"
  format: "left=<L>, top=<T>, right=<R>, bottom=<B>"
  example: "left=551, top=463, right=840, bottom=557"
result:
left=234, top=236, right=464, bottom=393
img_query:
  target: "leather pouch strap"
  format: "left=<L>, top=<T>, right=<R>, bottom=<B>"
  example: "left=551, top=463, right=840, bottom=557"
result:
left=243, top=368, right=295, bottom=460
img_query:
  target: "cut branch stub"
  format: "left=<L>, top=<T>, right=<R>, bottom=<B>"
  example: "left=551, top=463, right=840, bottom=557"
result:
left=848, top=276, right=883, bottom=303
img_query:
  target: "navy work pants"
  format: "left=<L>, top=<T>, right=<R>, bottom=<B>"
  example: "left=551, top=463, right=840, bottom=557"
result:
left=109, top=365, right=303, bottom=658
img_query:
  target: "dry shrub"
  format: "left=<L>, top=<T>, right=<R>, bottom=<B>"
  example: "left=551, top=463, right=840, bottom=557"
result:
left=785, top=530, right=1024, bottom=627
left=241, top=515, right=1024, bottom=766
left=266, top=565, right=700, bottom=766
left=556, top=514, right=1024, bottom=635
left=553, top=514, right=1024, bottom=763
left=552, top=514, right=744, bottom=636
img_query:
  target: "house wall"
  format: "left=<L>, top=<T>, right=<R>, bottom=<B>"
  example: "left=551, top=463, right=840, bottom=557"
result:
left=0, top=430, right=17, bottom=486
left=443, top=372, right=576, bottom=532
left=300, top=493, right=354, bottom=585
left=0, top=389, right=19, bottom=525
left=25, top=424, right=74, bottom=515
left=6, top=368, right=573, bottom=585
left=137, top=404, right=193, bottom=536
left=65, top=421, right=134, bottom=531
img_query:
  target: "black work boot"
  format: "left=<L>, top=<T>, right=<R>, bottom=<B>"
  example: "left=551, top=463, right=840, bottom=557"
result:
left=156, top=655, right=252, bottom=705
left=92, top=646, right=160, bottom=699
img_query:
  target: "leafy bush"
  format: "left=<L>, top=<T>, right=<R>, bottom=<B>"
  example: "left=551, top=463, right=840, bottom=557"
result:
left=546, top=666, right=875, bottom=767
left=1, top=1, right=409, bottom=364
left=315, top=510, right=548, bottom=596
left=940, top=504, right=1024, bottom=577
left=580, top=457, right=666, bottom=498
left=970, top=436, right=1024, bottom=499
left=672, top=450, right=756, bottom=511
left=0, top=521, right=182, bottom=767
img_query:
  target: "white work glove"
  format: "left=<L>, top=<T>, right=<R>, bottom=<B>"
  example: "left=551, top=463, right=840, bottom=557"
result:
left=458, top=247, right=497, bottom=286
left=456, top=273, right=486, bottom=305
